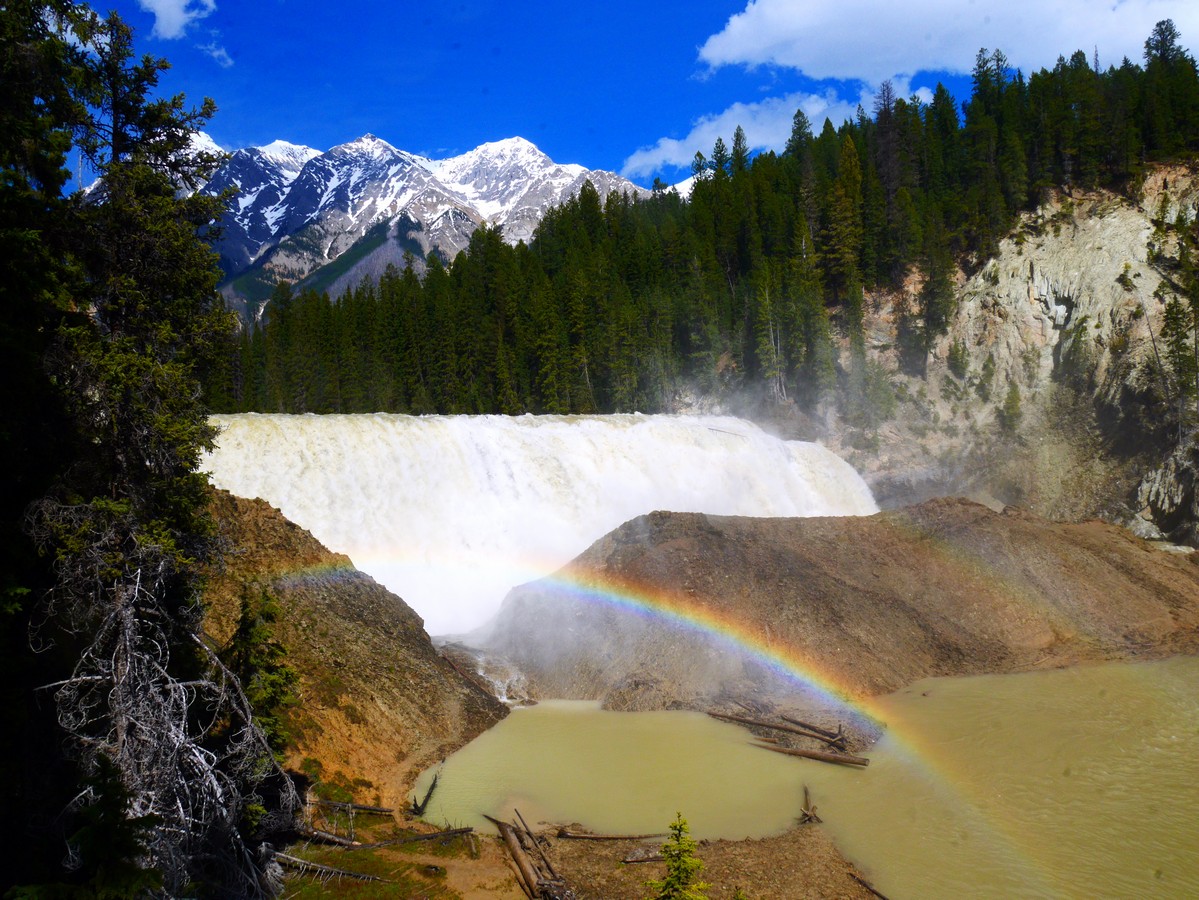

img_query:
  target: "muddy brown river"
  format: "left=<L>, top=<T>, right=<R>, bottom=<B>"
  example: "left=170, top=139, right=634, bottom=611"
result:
left=416, top=656, right=1199, bottom=898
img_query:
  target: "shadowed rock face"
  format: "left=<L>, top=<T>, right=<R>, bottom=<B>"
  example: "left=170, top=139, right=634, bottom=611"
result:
left=479, top=498, right=1199, bottom=709
left=204, top=490, right=506, bottom=805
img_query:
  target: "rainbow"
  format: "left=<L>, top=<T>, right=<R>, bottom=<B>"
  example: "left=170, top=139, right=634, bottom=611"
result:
left=522, top=569, right=877, bottom=716
left=482, top=566, right=1061, bottom=895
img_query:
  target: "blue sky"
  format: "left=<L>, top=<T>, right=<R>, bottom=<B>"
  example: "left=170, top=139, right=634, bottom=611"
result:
left=108, top=0, right=1199, bottom=186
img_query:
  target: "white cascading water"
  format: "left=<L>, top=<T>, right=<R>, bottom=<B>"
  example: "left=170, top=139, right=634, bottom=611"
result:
left=202, top=414, right=877, bottom=636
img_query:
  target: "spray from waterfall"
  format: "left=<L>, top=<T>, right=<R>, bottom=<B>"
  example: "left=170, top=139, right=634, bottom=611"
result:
left=202, top=413, right=877, bottom=636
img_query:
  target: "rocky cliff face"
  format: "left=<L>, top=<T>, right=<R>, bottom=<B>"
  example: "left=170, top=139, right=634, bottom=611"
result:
left=478, top=499, right=1199, bottom=710
left=791, top=166, right=1199, bottom=542
left=203, top=490, right=506, bottom=804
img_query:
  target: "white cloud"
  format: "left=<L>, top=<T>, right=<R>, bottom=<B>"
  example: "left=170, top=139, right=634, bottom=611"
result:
left=621, top=79, right=932, bottom=180
left=621, top=91, right=855, bottom=179
left=137, top=0, right=216, bottom=40
left=198, top=41, right=233, bottom=67
left=699, top=0, right=1199, bottom=84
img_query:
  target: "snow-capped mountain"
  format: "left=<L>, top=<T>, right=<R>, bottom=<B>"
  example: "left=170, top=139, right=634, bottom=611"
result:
left=427, top=137, right=639, bottom=244
left=203, top=140, right=321, bottom=271
left=206, top=134, right=647, bottom=310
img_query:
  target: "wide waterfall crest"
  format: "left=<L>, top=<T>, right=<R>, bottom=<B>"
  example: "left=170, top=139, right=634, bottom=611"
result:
left=203, top=414, right=877, bottom=635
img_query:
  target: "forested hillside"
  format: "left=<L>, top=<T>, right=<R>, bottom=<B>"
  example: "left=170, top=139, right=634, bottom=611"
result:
left=208, top=21, right=1199, bottom=434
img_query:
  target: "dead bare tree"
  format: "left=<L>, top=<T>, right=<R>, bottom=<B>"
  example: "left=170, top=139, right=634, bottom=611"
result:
left=30, top=496, right=298, bottom=897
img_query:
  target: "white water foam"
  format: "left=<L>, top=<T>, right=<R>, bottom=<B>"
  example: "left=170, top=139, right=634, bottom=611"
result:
left=203, top=414, right=876, bottom=636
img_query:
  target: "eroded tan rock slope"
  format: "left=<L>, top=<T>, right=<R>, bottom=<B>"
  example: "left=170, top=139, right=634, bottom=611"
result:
left=203, top=490, right=506, bottom=806
left=482, top=499, right=1199, bottom=707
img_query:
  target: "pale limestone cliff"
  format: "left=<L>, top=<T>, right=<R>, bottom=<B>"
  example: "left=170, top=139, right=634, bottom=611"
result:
left=805, top=166, right=1199, bottom=541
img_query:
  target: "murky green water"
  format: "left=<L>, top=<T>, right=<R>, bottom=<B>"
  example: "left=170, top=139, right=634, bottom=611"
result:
left=414, top=701, right=808, bottom=840
left=415, top=656, right=1199, bottom=898
left=808, top=655, right=1199, bottom=899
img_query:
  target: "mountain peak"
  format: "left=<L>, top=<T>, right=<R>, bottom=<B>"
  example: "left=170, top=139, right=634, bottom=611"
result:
left=255, top=140, right=321, bottom=174
left=191, top=131, right=224, bottom=157
left=330, top=133, right=401, bottom=158
left=477, top=136, right=541, bottom=155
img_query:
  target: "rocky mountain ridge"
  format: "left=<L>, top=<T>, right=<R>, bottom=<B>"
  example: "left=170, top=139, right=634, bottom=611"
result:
left=203, top=133, right=647, bottom=312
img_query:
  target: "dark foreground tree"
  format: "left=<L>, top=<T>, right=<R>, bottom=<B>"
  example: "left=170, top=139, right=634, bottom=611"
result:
left=2, top=4, right=296, bottom=894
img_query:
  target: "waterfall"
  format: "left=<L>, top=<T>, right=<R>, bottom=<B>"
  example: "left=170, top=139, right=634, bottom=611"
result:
left=203, top=413, right=877, bottom=636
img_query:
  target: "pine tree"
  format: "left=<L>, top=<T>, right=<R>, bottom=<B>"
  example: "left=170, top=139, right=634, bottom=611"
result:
left=221, top=584, right=299, bottom=760
left=645, top=814, right=709, bottom=900
left=998, top=381, right=1023, bottom=434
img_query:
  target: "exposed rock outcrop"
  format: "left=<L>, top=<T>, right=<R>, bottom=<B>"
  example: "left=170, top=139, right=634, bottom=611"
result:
left=754, top=166, right=1199, bottom=542
left=1138, top=439, right=1199, bottom=544
left=478, top=499, right=1199, bottom=709
left=203, top=490, right=506, bottom=805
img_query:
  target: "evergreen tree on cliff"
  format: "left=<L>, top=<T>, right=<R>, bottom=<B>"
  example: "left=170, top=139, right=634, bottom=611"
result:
left=1, top=3, right=295, bottom=894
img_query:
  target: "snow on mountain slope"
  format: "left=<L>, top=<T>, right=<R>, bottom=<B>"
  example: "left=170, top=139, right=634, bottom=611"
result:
left=430, top=136, right=644, bottom=243
left=191, top=131, right=225, bottom=159
left=251, top=134, right=482, bottom=287
left=211, top=134, right=647, bottom=307
left=204, top=140, right=321, bottom=273
left=257, top=140, right=322, bottom=175
left=432, top=137, right=584, bottom=217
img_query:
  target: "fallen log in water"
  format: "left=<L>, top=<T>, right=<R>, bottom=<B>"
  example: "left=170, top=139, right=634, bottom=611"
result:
left=754, top=740, right=870, bottom=767
left=780, top=714, right=844, bottom=741
left=799, top=784, right=822, bottom=824
left=851, top=872, right=891, bottom=899
left=556, top=828, right=669, bottom=840
left=708, top=711, right=848, bottom=750
left=411, top=772, right=439, bottom=815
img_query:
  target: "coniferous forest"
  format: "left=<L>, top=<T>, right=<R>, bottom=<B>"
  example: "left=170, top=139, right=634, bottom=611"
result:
left=206, top=22, right=1199, bottom=426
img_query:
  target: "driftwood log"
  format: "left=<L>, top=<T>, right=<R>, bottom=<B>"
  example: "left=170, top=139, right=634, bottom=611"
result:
left=361, top=826, right=474, bottom=848
left=495, top=818, right=540, bottom=899
left=296, top=825, right=361, bottom=847
left=622, top=850, right=664, bottom=864
left=799, top=785, right=823, bottom=824
left=780, top=715, right=844, bottom=741
left=309, top=799, right=394, bottom=815
left=556, top=828, right=669, bottom=840
left=851, top=872, right=891, bottom=899
left=515, top=808, right=560, bottom=880
left=708, top=711, right=849, bottom=750
left=754, top=740, right=869, bottom=767
left=411, top=772, right=439, bottom=815
left=487, top=815, right=578, bottom=899
left=275, top=852, right=387, bottom=883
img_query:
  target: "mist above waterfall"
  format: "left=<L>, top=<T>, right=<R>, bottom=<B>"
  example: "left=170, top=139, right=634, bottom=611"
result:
left=202, top=414, right=876, bottom=636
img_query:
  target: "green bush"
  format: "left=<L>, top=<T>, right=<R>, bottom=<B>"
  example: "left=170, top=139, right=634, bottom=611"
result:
left=947, top=338, right=970, bottom=379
